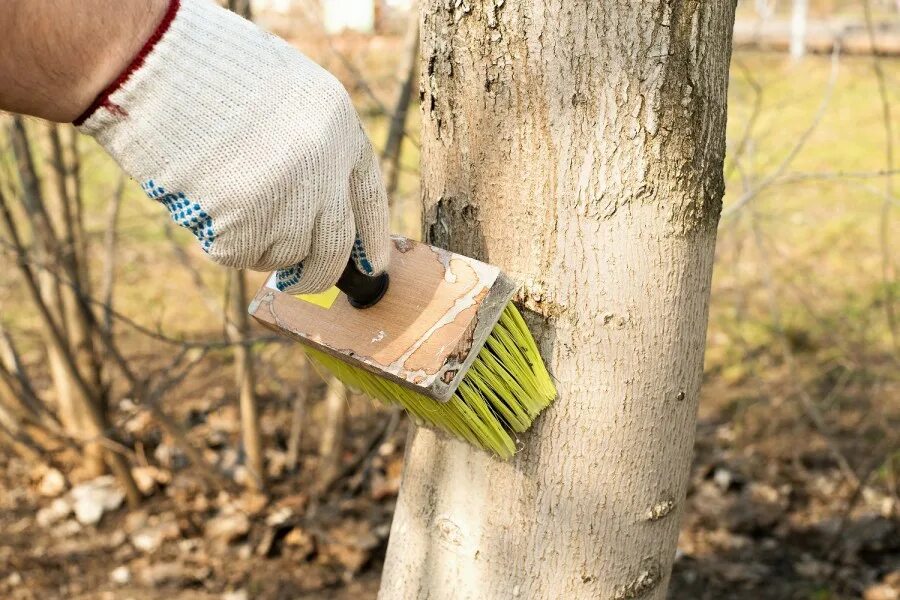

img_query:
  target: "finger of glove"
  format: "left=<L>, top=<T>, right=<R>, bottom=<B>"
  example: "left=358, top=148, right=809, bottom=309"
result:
left=347, top=138, right=391, bottom=276
left=275, top=201, right=356, bottom=295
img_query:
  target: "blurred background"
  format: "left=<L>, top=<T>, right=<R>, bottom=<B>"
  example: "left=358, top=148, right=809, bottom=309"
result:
left=0, top=0, right=898, bottom=598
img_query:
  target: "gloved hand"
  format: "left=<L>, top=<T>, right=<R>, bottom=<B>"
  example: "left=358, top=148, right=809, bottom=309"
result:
left=75, top=0, right=390, bottom=294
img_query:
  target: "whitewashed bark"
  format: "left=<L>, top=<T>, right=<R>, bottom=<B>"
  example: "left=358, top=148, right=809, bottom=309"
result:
left=790, top=0, right=808, bottom=59
left=755, top=0, right=775, bottom=21
left=379, top=2, right=735, bottom=599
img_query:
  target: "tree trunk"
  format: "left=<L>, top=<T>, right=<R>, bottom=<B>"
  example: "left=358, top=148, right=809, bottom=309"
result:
left=9, top=119, right=107, bottom=478
left=3, top=124, right=141, bottom=506
left=227, top=0, right=252, bottom=20
left=285, top=370, right=308, bottom=473
left=790, top=0, right=808, bottom=60
left=46, top=124, right=107, bottom=477
left=316, top=375, right=347, bottom=489
left=379, top=2, right=736, bottom=599
left=228, top=271, right=264, bottom=490
left=224, top=0, right=264, bottom=493
left=755, top=0, right=774, bottom=21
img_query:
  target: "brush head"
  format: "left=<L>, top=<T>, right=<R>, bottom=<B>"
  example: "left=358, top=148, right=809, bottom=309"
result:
left=248, top=237, right=518, bottom=403
left=303, top=302, right=556, bottom=458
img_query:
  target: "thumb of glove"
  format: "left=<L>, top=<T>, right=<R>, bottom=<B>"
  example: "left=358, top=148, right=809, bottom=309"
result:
left=347, top=138, right=391, bottom=277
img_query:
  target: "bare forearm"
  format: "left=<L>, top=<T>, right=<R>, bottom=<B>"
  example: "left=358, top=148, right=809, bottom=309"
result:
left=0, top=0, right=168, bottom=122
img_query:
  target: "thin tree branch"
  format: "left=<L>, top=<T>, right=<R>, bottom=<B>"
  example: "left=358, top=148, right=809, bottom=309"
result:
left=862, top=0, right=897, bottom=351
left=722, top=41, right=841, bottom=219
left=381, top=4, right=419, bottom=199
left=0, top=188, right=141, bottom=505
left=750, top=209, right=860, bottom=486
left=724, top=58, right=765, bottom=180
left=297, top=3, right=420, bottom=150
left=0, top=237, right=284, bottom=350
left=100, top=173, right=127, bottom=335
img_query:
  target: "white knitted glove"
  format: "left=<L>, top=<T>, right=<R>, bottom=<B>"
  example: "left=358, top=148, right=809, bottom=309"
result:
left=75, top=0, right=389, bottom=294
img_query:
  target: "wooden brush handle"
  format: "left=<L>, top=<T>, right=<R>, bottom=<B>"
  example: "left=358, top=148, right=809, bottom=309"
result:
left=335, top=258, right=390, bottom=309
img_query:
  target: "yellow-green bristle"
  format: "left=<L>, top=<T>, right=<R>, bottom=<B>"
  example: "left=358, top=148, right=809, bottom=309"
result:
left=304, top=302, right=556, bottom=459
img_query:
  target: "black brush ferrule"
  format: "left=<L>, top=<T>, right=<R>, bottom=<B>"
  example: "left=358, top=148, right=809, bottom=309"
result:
left=335, top=258, right=390, bottom=309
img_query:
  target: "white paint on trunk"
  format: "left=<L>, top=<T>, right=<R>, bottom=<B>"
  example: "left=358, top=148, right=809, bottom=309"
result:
left=379, top=1, right=736, bottom=598
left=790, top=0, right=808, bottom=60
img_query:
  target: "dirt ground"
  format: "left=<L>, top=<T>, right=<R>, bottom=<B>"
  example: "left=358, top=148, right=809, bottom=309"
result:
left=1, top=355, right=897, bottom=599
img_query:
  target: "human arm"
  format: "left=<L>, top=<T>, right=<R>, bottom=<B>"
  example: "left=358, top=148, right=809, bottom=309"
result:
left=0, top=0, right=390, bottom=294
left=0, top=0, right=169, bottom=122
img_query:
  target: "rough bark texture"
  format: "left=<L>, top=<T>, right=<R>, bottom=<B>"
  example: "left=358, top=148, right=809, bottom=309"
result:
left=379, top=2, right=736, bottom=599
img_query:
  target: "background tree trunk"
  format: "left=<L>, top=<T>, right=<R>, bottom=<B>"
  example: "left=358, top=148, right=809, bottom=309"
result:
left=45, top=124, right=107, bottom=477
left=228, top=271, right=264, bottom=490
left=7, top=118, right=138, bottom=493
left=227, top=0, right=252, bottom=20
left=224, top=0, right=265, bottom=492
left=379, top=2, right=736, bottom=599
left=790, top=0, right=808, bottom=60
left=316, top=375, right=347, bottom=490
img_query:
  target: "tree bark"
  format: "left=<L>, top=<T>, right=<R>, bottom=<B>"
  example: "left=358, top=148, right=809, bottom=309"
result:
left=379, top=2, right=735, bottom=599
